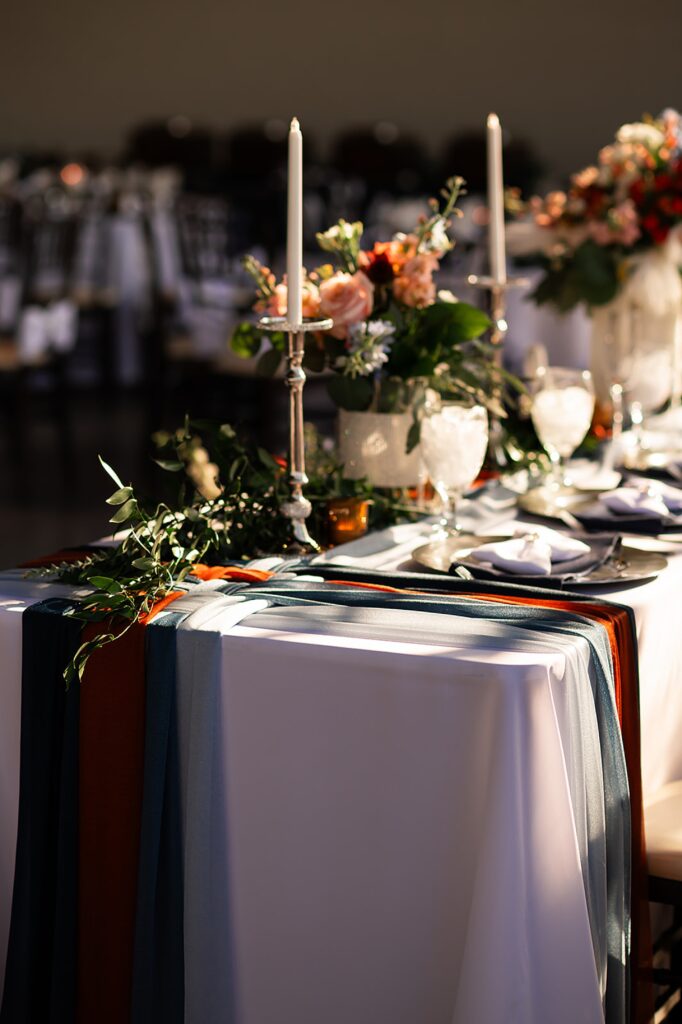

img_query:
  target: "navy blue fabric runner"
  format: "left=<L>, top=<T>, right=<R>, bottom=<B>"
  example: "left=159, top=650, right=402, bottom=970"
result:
left=1, top=598, right=82, bottom=1024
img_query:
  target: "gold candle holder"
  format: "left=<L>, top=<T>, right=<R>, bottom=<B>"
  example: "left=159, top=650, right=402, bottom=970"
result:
left=326, top=496, right=370, bottom=546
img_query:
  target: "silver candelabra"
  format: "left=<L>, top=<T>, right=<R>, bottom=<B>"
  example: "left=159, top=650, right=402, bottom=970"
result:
left=258, top=314, right=333, bottom=551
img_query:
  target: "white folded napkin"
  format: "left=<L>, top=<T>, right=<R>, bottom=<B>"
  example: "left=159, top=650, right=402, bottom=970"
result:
left=469, top=526, right=591, bottom=576
left=628, top=477, right=682, bottom=513
left=468, top=535, right=553, bottom=575
left=512, top=524, right=590, bottom=561
left=601, top=484, right=670, bottom=518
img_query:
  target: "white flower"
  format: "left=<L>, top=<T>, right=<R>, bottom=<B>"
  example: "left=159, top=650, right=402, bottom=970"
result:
left=616, top=122, right=664, bottom=150
left=335, top=319, right=396, bottom=378
left=422, top=218, right=451, bottom=254
left=317, top=219, right=363, bottom=246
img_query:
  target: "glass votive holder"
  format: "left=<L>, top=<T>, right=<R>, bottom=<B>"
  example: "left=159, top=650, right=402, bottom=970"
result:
left=326, top=497, right=370, bottom=546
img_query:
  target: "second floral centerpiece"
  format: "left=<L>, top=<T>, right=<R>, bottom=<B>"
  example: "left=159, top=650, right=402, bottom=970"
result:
left=231, top=177, right=508, bottom=487
left=508, top=110, right=682, bottom=408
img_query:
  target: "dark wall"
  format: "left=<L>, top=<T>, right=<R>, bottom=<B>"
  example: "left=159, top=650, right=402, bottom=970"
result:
left=0, top=0, right=680, bottom=178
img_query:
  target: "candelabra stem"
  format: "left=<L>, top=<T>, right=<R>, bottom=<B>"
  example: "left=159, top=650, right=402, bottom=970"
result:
left=467, top=273, right=528, bottom=469
left=258, top=313, right=333, bottom=551
left=281, top=329, right=318, bottom=550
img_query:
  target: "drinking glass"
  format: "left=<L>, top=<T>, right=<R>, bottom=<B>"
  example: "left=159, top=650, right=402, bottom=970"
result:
left=421, top=403, right=488, bottom=534
left=600, top=306, right=673, bottom=448
left=531, top=367, right=595, bottom=489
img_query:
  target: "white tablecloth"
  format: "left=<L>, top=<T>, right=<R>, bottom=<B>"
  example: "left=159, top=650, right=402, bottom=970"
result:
left=2, top=518, right=680, bottom=1022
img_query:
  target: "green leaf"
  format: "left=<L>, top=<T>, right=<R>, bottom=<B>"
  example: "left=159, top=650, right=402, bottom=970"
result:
left=256, top=347, right=283, bottom=377
left=131, top=557, right=157, bottom=571
left=98, top=455, right=124, bottom=490
left=87, top=575, right=117, bottom=590
left=105, top=486, right=133, bottom=506
left=303, top=337, right=326, bottom=373
left=257, top=447, right=280, bottom=471
left=154, top=460, right=185, bottom=472
left=230, top=322, right=263, bottom=358
left=418, top=301, right=491, bottom=343
left=109, top=499, right=137, bottom=524
left=406, top=417, right=421, bottom=453
left=327, top=375, right=374, bottom=412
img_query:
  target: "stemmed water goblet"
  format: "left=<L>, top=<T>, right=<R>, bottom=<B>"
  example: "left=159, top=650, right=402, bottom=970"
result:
left=599, top=306, right=673, bottom=453
left=421, top=402, right=489, bottom=535
left=530, top=366, right=595, bottom=491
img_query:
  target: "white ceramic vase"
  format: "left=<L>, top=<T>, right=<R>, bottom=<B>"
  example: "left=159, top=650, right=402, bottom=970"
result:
left=337, top=409, right=423, bottom=488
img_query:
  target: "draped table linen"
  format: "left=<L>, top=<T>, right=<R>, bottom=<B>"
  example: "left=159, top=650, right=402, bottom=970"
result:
left=0, top=514, right=676, bottom=1022
left=0, top=575, right=620, bottom=1023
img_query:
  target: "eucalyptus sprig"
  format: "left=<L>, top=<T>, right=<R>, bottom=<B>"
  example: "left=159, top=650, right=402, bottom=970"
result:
left=29, top=421, right=409, bottom=685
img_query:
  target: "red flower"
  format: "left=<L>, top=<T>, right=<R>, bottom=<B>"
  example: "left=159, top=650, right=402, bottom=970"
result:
left=658, top=195, right=678, bottom=216
left=629, top=179, right=646, bottom=205
left=655, top=173, right=673, bottom=192
left=363, top=249, right=396, bottom=285
left=359, top=242, right=406, bottom=285
left=642, top=213, right=670, bottom=245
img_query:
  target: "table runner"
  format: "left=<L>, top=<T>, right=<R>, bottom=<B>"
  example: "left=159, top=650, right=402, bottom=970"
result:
left=288, top=567, right=650, bottom=1023
left=231, top=577, right=632, bottom=1024
left=165, top=589, right=610, bottom=1024
left=0, top=599, right=82, bottom=1024
left=0, top=564, right=642, bottom=1024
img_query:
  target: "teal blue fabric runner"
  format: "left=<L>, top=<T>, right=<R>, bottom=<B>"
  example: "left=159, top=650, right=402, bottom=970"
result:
left=131, top=612, right=186, bottom=1024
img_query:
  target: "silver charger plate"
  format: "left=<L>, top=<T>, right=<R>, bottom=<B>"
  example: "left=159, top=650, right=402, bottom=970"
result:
left=518, top=487, right=601, bottom=522
left=411, top=533, right=668, bottom=586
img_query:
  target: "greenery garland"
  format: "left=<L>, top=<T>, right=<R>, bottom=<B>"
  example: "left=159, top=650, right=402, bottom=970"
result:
left=30, top=420, right=413, bottom=685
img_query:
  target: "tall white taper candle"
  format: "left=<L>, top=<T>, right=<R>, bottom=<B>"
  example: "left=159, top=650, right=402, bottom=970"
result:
left=287, top=117, right=303, bottom=326
left=487, top=113, right=507, bottom=286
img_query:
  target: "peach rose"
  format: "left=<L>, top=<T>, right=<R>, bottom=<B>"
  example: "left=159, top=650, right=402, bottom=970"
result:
left=393, top=253, right=439, bottom=308
left=319, top=271, right=374, bottom=339
left=262, top=279, right=321, bottom=319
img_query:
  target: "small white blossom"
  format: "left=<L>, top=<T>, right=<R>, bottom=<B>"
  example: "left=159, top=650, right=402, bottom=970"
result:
left=616, top=122, right=665, bottom=150
left=335, top=319, right=396, bottom=378
left=422, top=218, right=451, bottom=254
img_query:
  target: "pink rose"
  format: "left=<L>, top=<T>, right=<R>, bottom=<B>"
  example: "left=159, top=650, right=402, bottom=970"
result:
left=263, top=279, right=321, bottom=319
left=319, top=271, right=374, bottom=339
left=393, top=253, right=439, bottom=308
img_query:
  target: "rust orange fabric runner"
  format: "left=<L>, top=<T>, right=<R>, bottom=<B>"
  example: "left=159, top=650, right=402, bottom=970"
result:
left=77, top=620, right=147, bottom=1024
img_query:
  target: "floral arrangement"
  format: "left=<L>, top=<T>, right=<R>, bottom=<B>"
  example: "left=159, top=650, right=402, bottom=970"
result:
left=508, top=110, right=682, bottom=312
left=231, top=177, right=512, bottom=441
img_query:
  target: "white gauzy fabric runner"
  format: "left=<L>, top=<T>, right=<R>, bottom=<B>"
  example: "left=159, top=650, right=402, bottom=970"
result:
left=147, top=586, right=606, bottom=1024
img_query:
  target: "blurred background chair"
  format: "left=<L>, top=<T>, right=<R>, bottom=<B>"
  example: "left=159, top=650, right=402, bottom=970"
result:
left=645, top=782, right=682, bottom=1021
